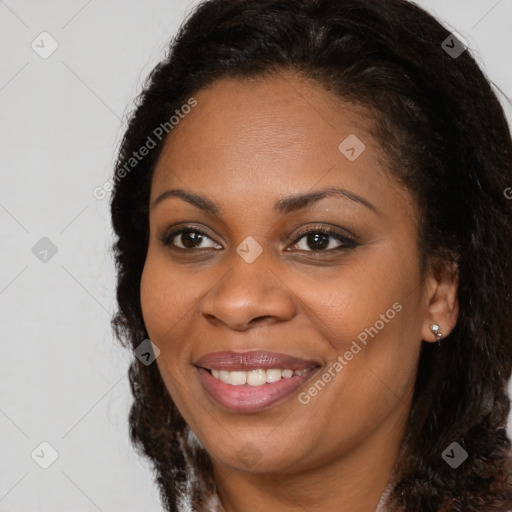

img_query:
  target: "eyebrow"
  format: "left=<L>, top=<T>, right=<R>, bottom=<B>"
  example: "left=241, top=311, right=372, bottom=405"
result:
left=152, top=186, right=377, bottom=215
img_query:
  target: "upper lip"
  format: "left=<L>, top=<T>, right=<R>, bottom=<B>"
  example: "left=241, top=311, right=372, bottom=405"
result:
left=195, top=350, right=320, bottom=371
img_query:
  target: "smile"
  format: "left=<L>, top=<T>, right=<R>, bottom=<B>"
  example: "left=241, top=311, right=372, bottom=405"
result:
left=195, top=350, right=320, bottom=412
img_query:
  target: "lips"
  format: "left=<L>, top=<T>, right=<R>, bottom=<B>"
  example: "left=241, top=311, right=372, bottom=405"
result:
left=194, top=350, right=321, bottom=413
left=195, top=350, right=319, bottom=371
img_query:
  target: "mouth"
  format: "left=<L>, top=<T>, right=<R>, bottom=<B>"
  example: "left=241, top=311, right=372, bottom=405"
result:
left=195, top=350, right=321, bottom=413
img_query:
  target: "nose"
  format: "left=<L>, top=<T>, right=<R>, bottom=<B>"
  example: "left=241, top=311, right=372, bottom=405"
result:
left=199, top=251, right=296, bottom=332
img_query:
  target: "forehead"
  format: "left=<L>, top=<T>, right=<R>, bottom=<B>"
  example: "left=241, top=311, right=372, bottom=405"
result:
left=150, top=72, right=407, bottom=216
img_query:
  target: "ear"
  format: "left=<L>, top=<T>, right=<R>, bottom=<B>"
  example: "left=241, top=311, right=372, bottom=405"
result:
left=421, top=255, right=459, bottom=343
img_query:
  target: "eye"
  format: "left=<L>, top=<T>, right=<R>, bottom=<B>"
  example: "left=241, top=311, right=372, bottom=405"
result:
left=159, top=225, right=358, bottom=253
left=159, top=227, right=222, bottom=250
left=289, top=227, right=358, bottom=252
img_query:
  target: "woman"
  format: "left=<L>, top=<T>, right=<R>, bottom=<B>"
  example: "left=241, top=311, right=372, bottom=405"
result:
left=109, top=0, right=512, bottom=510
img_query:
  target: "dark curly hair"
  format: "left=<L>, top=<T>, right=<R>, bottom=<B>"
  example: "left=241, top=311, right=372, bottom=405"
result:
left=109, top=0, right=512, bottom=510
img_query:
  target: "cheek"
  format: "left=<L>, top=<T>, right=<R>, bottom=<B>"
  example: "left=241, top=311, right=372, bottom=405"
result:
left=139, top=251, right=214, bottom=366
left=307, top=250, right=418, bottom=346
left=139, top=258, right=192, bottom=401
left=140, top=262, right=165, bottom=337
left=301, top=243, right=424, bottom=403
left=140, top=254, right=185, bottom=340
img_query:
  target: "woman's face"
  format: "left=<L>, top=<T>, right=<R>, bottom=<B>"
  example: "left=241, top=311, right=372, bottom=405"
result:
left=140, top=72, right=454, bottom=475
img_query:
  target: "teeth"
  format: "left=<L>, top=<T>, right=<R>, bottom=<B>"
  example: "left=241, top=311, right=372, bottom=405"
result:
left=229, top=371, right=247, bottom=385
left=247, top=369, right=266, bottom=386
left=209, top=368, right=308, bottom=386
left=265, top=368, right=282, bottom=383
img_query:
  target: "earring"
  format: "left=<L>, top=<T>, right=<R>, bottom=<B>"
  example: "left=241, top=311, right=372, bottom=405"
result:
left=430, top=324, right=443, bottom=346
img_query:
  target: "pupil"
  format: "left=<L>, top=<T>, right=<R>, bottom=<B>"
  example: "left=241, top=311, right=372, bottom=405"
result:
left=308, top=233, right=328, bottom=250
left=182, top=231, right=202, bottom=248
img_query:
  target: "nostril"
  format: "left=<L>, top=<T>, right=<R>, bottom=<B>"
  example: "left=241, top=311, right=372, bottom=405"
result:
left=250, top=315, right=272, bottom=324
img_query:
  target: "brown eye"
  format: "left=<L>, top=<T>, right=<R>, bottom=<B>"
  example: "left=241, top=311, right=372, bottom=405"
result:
left=291, top=228, right=358, bottom=252
left=160, top=228, right=221, bottom=250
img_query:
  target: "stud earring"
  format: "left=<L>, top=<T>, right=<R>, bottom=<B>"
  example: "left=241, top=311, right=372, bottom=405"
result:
left=430, top=324, right=443, bottom=346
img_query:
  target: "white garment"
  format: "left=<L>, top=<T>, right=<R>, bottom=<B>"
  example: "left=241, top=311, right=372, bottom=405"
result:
left=375, top=478, right=393, bottom=512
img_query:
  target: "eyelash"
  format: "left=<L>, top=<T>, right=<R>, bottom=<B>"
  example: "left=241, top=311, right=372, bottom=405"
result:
left=158, top=225, right=359, bottom=253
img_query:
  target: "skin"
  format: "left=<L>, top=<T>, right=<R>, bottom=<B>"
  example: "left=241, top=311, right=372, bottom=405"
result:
left=140, top=71, right=459, bottom=512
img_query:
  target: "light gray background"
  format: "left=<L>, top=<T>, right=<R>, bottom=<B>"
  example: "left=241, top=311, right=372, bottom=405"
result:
left=1, top=1, right=511, bottom=510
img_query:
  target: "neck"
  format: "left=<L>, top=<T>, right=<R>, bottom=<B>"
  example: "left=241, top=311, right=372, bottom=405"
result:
left=213, top=399, right=410, bottom=512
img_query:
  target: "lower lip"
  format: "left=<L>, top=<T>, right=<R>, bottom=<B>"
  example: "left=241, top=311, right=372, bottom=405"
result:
left=197, top=367, right=318, bottom=413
